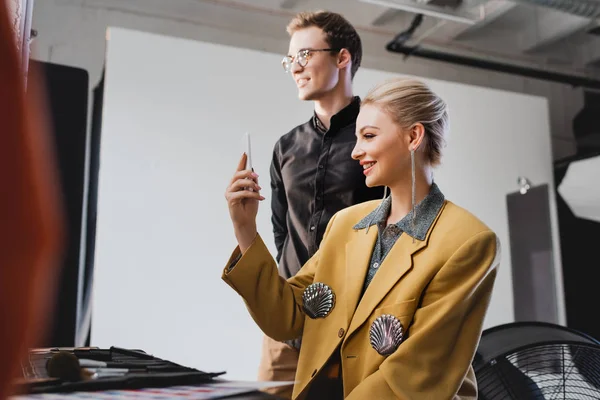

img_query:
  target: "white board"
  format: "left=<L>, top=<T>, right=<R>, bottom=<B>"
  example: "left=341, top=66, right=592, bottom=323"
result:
left=92, top=27, right=563, bottom=380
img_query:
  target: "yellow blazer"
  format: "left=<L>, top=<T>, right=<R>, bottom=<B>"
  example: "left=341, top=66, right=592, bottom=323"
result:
left=222, top=199, right=500, bottom=399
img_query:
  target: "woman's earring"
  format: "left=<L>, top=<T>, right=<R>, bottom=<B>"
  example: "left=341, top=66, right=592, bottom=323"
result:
left=411, top=148, right=416, bottom=244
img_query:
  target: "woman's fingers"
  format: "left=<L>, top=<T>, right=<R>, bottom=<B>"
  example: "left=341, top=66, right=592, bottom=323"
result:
left=229, top=153, right=255, bottom=182
left=236, top=153, right=247, bottom=172
left=226, top=175, right=263, bottom=201
left=226, top=189, right=265, bottom=202
left=229, top=168, right=258, bottom=186
left=230, top=178, right=261, bottom=193
left=226, top=154, right=263, bottom=201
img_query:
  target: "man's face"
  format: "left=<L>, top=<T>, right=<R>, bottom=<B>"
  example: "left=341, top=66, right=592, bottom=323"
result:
left=286, top=27, right=340, bottom=101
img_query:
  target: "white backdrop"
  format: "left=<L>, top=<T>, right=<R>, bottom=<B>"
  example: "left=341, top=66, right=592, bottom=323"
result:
left=92, top=27, right=564, bottom=381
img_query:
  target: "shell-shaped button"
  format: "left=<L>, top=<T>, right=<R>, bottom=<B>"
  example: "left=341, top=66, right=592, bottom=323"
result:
left=302, top=282, right=335, bottom=319
left=370, top=314, right=404, bottom=356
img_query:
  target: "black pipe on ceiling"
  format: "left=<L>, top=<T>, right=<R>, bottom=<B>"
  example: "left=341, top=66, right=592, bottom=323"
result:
left=386, top=42, right=600, bottom=90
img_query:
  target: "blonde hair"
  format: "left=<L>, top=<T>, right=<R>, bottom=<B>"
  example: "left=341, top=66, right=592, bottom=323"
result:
left=286, top=10, right=362, bottom=79
left=362, top=78, right=448, bottom=166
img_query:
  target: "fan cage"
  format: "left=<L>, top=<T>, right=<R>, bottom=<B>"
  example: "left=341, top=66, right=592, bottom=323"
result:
left=476, top=340, right=600, bottom=400
left=473, top=321, right=600, bottom=371
left=479, top=322, right=600, bottom=344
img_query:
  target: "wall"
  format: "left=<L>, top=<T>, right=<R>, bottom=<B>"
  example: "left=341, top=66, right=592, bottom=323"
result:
left=91, top=26, right=562, bottom=380
left=31, top=0, right=581, bottom=161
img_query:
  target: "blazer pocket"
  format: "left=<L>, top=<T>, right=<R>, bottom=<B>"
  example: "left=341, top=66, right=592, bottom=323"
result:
left=374, top=298, right=417, bottom=318
left=371, top=299, right=417, bottom=334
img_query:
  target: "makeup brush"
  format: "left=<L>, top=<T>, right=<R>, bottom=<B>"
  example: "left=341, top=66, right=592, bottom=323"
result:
left=46, top=351, right=94, bottom=382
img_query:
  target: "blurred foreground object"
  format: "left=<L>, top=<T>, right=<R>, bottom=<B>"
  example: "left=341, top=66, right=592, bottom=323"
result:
left=0, top=0, right=64, bottom=399
left=5, top=0, right=34, bottom=76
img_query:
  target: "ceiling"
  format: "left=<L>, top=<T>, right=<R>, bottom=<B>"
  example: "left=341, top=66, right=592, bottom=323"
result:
left=210, top=0, right=600, bottom=81
left=61, top=0, right=600, bottom=83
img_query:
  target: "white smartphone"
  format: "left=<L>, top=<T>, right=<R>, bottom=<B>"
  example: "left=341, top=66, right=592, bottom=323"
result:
left=244, top=132, right=253, bottom=171
left=244, top=132, right=254, bottom=192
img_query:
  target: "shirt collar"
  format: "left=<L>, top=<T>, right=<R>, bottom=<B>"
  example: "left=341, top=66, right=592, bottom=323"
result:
left=312, top=96, right=360, bottom=135
left=353, top=183, right=445, bottom=241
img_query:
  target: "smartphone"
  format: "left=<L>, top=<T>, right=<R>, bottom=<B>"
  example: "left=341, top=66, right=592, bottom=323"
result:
left=244, top=132, right=253, bottom=171
left=244, top=132, right=254, bottom=192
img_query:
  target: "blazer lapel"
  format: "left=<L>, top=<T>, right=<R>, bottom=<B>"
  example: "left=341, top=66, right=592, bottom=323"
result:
left=346, top=233, right=427, bottom=339
left=345, top=227, right=377, bottom=324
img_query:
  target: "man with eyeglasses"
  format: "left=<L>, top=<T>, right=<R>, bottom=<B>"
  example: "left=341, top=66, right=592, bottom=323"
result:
left=261, top=10, right=384, bottom=398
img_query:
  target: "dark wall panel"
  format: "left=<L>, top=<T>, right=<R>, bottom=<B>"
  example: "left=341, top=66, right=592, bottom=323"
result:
left=31, top=60, right=89, bottom=347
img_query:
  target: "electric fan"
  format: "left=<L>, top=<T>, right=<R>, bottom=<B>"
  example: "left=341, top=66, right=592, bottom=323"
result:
left=473, top=322, right=600, bottom=399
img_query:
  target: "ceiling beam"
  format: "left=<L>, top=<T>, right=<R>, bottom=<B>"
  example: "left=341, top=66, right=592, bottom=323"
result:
left=433, top=0, right=517, bottom=41
left=371, top=8, right=404, bottom=26
left=520, top=9, right=591, bottom=53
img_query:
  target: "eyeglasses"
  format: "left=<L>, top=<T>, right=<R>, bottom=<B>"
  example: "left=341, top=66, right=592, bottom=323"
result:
left=281, top=48, right=340, bottom=73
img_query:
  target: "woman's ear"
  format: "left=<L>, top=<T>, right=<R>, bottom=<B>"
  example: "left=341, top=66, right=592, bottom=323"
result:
left=337, top=48, right=351, bottom=70
left=409, top=123, right=425, bottom=152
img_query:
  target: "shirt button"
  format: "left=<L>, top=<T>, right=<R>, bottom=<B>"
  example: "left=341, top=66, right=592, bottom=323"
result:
left=338, top=328, right=345, bottom=338
left=373, top=262, right=380, bottom=269
left=318, top=164, right=324, bottom=169
left=310, top=225, right=316, bottom=231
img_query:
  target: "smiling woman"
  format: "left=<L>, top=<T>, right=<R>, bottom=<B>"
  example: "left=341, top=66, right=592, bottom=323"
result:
left=352, top=78, right=448, bottom=221
left=223, top=77, right=500, bottom=400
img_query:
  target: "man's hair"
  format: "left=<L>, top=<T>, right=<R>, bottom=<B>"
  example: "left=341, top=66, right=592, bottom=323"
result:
left=287, top=10, right=362, bottom=79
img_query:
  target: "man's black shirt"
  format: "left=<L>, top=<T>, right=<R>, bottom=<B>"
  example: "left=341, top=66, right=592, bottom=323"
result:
left=270, top=97, right=385, bottom=279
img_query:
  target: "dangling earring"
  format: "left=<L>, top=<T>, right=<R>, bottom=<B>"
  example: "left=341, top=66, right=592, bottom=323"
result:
left=411, top=148, right=416, bottom=244
left=366, top=186, right=388, bottom=235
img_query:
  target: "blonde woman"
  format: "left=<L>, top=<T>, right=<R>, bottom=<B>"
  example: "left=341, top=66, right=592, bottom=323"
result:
left=223, top=78, right=500, bottom=400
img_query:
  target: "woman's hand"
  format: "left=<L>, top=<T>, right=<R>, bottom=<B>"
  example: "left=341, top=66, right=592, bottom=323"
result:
left=225, top=153, right=265, bottom=253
